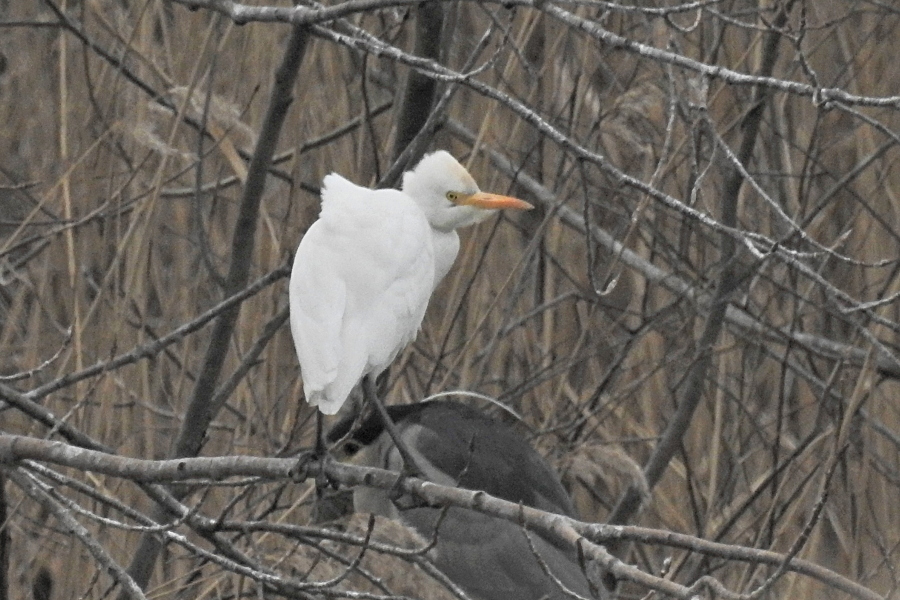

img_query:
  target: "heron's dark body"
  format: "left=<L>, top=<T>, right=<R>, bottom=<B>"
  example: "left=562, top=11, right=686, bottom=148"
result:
left=329, top=400, right=599, bottom=600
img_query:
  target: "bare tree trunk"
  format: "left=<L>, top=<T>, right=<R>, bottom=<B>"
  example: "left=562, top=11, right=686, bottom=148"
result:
left=605, top=0, right=797, bottom=536
left=392, top=1, right=444, bottom=163
left=118, top=24, right=312, bottom=595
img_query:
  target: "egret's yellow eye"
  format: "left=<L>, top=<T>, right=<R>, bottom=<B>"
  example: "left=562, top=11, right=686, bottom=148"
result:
left=446, top=191, right=459, bottom=202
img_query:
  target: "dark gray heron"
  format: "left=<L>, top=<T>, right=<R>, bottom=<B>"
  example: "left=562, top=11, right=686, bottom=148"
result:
left=328, top=400, right=602, bottom=600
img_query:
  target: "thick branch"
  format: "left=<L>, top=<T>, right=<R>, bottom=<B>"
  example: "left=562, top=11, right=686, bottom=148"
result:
left=174, top=25, right=310, bottom=460
left=162, top=0, right=900, bottom=107
left=392, top=1, right=443, bottom=160
left=119, top=23, right=311, bottom=594
left=0, top=435, right=880, bottom=600
left=605, top=0, right=796, bottom=531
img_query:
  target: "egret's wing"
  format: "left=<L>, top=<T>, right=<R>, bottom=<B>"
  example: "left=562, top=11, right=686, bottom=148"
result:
left=320, top=174, right=435, bottom=368
left=352, top=205, right=435, bottom=372
left=290, top=174, right=435, bottom=414
left=289, top=219, right=347, bottom=412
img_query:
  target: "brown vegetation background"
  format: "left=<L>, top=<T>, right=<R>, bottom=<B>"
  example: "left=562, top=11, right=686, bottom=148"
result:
left=1, top=0, right=899, bottom=598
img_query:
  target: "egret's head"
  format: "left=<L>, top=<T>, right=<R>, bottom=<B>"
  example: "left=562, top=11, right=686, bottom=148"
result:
left=402, top=151, right=533, bottom=231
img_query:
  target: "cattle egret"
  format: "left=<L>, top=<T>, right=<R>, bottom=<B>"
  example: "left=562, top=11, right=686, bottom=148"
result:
left=289, top=151, right=533, bottom=416
left=328, top=400, right=601, bottom=600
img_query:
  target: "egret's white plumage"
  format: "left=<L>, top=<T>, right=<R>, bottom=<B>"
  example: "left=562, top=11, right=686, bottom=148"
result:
left=289, top=151, right=532, bottom=415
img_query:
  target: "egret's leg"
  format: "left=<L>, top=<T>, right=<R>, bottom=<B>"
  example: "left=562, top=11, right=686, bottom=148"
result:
left=362, top=374, right=424, bottom=477
left=291, top=404, right=334, bottom=489
left=315, top=410, right=325, bottom=457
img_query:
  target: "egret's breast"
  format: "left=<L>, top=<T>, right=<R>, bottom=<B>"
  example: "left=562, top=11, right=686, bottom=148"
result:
left=431, top=229, right=461, bottom=290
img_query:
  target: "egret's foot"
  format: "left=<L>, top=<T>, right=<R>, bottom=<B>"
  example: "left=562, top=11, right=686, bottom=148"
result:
left=288, top=449, right=317, bottom=481
left=388, top=469, right=429, bottom=511
left=290, top=449, right=338, bottom=490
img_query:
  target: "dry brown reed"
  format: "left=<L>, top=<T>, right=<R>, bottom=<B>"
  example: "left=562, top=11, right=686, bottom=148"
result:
left=1, top=0, right=899, bottom=598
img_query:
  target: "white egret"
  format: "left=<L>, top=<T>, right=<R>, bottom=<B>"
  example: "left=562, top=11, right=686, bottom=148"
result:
left=289, top=151, right=533, bottom=416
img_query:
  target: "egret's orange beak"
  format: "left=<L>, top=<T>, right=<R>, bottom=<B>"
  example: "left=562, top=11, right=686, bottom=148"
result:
left=460, top=192, right=534, bottom=211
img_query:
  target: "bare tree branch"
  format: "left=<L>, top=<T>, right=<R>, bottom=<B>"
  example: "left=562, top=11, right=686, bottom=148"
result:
left=119, top=23, right=312, bottom=594
left=0, top=434, right=881, bottom=600
left=5, top=1, right=899, bottom=597
left=6, top=469, right=147, bottom=600
left=606, top=0, right=798, bottom=532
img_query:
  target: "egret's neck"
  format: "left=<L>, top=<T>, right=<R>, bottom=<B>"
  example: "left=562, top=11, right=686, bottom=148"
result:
left=431, top=228, right=460, bottom=291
